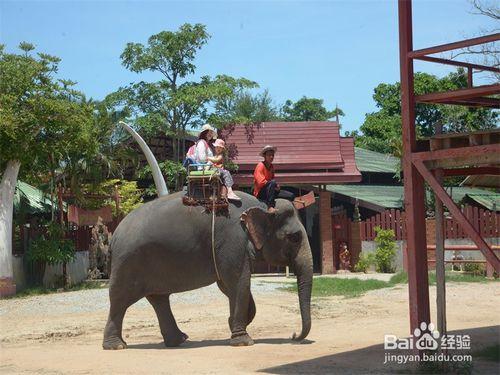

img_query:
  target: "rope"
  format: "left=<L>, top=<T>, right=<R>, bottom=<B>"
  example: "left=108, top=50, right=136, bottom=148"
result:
left=211, top=188, right=222, bottom=281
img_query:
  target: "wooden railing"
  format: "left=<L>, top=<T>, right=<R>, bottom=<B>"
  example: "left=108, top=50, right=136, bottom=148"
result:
left=359, top=205, right=499, bottom=241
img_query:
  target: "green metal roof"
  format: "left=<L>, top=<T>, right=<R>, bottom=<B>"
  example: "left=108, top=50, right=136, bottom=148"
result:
left=327, top=184, right=405, bottom=209
left=465, top=193, right=500, bottom=211
left=354, top=147, right=400, bottom=174
left=14, top=181, right=54, bottom=216
left=327, top=184, right=499, bottom=211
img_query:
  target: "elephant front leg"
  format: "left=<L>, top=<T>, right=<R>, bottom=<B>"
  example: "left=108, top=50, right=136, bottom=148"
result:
left=228, top=262, right=254, bottom=347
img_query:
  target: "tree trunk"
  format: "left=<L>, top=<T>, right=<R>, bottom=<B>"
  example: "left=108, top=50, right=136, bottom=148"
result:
left=0, top=160, right=21, bottom=282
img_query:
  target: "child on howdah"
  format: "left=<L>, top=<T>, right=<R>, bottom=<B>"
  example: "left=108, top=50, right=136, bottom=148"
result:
left=207, top=139, right=241, bottom=201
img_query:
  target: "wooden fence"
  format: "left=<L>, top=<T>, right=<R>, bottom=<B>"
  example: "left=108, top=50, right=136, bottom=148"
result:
left=360, top=205, right=499, bottom=241
left=360, top=209, right=406, bottom=241
left=14, top=218, right=121, bottom=255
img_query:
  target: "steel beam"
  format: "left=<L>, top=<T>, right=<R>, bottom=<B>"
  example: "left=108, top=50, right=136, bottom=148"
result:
left=413, top=160, right=500, bottom=272
left=412, top=144, right=500, bottom=162
left=408, top=33, right=500, bottom=58
left=438, top=97, right=500, bottom=108
left=441, top=166, right=500, bottom=176
left=414, top=55, right=500, bottom=74
left=399, top=0, right=430, bottom=335
left=435, top=167, right=447, bottom=342
left=416, top=84, right=500, bottom=104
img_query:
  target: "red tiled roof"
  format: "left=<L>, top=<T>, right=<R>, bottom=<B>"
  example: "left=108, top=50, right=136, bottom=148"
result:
left=221, top=121, right=361, bottom=185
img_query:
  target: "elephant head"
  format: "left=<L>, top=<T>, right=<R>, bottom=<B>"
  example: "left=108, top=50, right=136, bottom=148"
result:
left=240, top=199, right=313, bottom=341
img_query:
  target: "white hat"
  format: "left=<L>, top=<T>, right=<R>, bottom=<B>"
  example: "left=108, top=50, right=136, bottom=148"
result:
left=259, top=145, right=277, bottom=157
left=198, top=124, right=217, bottom=139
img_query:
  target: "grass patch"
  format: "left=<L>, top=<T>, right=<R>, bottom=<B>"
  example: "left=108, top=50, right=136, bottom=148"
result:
left=279, top=271, right=498, bottom=299
left=282, top=277, right=391, bottom=298
left=389, top=271, right=408, bottom=284
left=389, top=271, right=498, bottom=286
left=7, top=280, right=108, bottom=299
left=473, top=344, right=500, bottom=362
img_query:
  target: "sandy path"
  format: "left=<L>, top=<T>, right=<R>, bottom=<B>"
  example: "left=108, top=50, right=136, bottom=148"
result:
left=1, top=279, right=499, bottom=374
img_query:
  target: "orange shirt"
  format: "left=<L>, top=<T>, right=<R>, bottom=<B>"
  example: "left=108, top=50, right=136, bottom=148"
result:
left=253, top=162, right=274, bottom=196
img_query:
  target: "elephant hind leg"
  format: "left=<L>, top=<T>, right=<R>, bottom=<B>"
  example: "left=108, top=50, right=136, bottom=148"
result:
left=147, top=294, right=188, bottom=347
left=103, top=303, right=128, bottom=350
left=103, top=286, right=143, bottom=350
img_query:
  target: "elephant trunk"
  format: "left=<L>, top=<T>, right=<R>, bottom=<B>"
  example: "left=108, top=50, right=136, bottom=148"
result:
left=119, top=121, right=168, bottom=197
left=291, top=239, right=313, bottom=341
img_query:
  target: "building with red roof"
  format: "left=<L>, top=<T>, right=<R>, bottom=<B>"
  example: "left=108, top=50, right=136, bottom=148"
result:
left=222, top=121, right=361, bottom=185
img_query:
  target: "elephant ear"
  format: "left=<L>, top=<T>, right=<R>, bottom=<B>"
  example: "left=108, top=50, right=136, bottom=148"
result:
left=240, top=207, right=274, bottom=251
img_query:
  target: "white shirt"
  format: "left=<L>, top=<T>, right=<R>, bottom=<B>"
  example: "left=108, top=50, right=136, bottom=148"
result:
left=194, top=140, right=213, bottom=163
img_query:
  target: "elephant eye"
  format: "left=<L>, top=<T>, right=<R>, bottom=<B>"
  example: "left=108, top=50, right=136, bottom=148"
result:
left=287, top=231, right=302, bottom=244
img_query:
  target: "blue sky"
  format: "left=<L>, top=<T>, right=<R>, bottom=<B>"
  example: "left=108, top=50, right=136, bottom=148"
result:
left=1, top=0, right=496, bottom=133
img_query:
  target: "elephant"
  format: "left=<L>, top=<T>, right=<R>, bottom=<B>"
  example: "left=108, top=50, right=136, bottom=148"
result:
left=102, top=123, right=313, bottom=349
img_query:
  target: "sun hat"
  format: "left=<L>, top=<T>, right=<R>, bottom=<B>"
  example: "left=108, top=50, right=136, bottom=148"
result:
left=198, top=124, right=217, bottom=139
left=259, top=145, right=277, bottom=157
left=213, top=139, right=225, bottom=149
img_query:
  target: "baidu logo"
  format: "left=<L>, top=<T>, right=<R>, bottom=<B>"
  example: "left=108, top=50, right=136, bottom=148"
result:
left=384, top=321, right=440, bottom=350
left=414, top=322, right=440, bottom=350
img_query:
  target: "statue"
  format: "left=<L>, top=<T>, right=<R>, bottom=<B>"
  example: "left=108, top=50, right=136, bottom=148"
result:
left=88, top=216, right=112, bottom=279
left=339, top=242, right=351, bottom=271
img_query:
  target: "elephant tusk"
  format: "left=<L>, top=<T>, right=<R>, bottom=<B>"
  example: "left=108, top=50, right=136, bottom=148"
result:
left=119, top=121, right=169, bottom=197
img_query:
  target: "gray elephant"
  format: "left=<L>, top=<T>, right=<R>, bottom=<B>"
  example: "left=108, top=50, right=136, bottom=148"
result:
left=103, top=123, right=313, bottom=349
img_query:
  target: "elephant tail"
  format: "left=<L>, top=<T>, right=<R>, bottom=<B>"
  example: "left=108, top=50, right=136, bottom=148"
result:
left=119, top=121, right=169, bottom=197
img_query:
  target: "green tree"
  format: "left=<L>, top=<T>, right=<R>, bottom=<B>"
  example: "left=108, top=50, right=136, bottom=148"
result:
left=0, top=43, right=94, bottom=285
left=58, top=100, right=134, bottom=199
left=356, top=69, right=498, bottom=154
left=281, top=96, right=344, bottom=122
left=107, top=24, right=257, bottom=168
left=209, top=89, right=280, bottom=127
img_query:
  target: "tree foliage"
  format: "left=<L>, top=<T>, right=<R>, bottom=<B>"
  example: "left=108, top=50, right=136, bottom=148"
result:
left=208, top=89, right=280, bottom=127
left=281, top=96, right=344, bottom=122
left=107, top=24, right=257, bottom=164
left=0, top=43, right=95, bottom=176
left=137, top=160, right=186, bottom=192
left=354, top=69, right=498, bottom=154
left=59, top=100, right=134, bottom=196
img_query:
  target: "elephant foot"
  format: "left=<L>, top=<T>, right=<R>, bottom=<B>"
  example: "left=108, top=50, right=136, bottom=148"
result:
left=103, top=336, right=127, bottom=350
left=230, top=332, right=254, bottom=347
left=165, top=332, right=189, bottom=347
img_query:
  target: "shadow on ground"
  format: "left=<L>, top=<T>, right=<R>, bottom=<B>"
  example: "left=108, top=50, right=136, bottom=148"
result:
left=258, top=326, right=499, bottom=374
left=128, top=337, right=314, bottom=350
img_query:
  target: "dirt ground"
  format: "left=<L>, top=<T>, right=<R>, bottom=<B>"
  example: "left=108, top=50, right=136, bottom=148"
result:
left=1, top=276, right=499, bottom=374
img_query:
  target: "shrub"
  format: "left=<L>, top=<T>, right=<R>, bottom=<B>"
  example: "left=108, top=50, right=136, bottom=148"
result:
left=77, top=179, right=143, bottom=216
left=374, top=227, right=397, bottom=273
left=354, top=252, right=375, bottom=273
left=26, top=222, right=75, bottom=266
left=463, top=261, right=485, bottom=276
left=113, top=180, right=144, bottom=215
